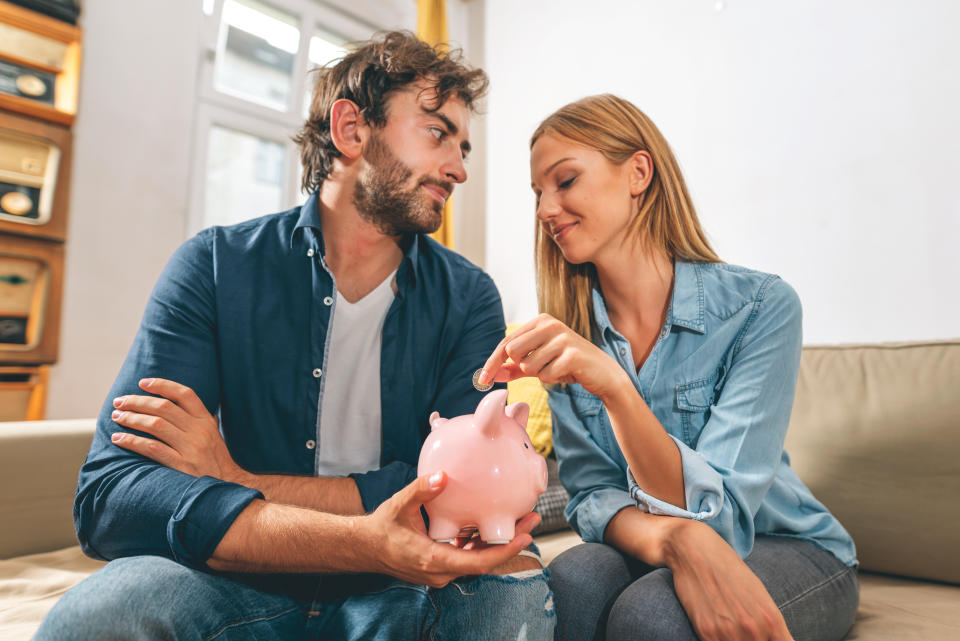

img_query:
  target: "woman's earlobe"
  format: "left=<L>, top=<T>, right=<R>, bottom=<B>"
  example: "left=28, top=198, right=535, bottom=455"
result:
left=629, top=150, right=654, bottom=196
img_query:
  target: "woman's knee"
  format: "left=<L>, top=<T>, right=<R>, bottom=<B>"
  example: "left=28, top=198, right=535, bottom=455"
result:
left=606, top=568, right=698, bottom=641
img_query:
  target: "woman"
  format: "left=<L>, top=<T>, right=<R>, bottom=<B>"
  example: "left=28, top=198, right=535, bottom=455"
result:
left=478, top=95, right=858, bottom=641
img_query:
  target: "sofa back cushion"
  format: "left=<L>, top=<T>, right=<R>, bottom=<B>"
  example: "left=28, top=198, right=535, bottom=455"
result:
left=784, top=340, right=960, bottom=585
left=0, top=420, right=94, bottom=559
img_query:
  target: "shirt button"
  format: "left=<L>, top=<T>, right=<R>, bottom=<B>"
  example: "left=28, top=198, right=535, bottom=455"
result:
left=305, top=439, right=316, bottom=450
left=619, top=347, right=626, bottom=356
left=312, top=368, right=322, bottom=378
left=323, top=296, right=333, bottom=306
left=306, top=248, right=315, bottom=257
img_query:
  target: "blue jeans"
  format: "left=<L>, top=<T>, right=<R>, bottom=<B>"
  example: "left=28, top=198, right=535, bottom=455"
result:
left=33, top=555, right=555, bottom=640
left=549, top=536, right=858, bottom=641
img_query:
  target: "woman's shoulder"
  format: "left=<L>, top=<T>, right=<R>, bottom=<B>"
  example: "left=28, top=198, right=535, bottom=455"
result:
left=690, top=261, right=800, bottom=321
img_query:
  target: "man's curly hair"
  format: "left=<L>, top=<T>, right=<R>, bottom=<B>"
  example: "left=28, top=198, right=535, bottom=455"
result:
left=294, top=31, right=489, bottom=194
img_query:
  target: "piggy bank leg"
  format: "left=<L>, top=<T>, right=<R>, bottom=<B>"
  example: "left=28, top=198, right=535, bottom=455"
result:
left=428, top=516, right=463, bottom=543
left=477, top=517, right=516, bottom=545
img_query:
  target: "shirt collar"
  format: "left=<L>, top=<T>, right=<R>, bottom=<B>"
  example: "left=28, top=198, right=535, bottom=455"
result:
left=592, top=259, right=706, bottom=338
left=290, top=190, right=421, bottom=288
left=670, top=260, right=706, bottom=333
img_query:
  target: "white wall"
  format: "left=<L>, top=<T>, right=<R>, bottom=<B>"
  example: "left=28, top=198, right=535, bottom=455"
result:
left=483, top=0, right=960, bottom=344
left=46, top=1, right=203, bottom=419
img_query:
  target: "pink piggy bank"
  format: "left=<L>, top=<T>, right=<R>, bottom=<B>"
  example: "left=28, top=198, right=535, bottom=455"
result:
left=418, top=389, right=548, bottom=544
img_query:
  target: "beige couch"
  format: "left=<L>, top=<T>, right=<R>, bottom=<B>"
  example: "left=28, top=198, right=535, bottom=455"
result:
left=2, top=341, right=959, bottom=639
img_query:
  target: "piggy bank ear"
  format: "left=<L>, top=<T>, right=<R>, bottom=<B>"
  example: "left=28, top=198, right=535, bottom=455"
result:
left=505, top=402, right=530, bottom=429
left=429, top=411, right=447, bottom=431
left=475, top=389, right=509, bottom=437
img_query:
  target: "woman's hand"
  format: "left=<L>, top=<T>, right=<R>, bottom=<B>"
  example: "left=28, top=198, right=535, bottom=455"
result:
left=478, top=314, right=630, bottom=402
left=665, top=519, right=794, bottom=641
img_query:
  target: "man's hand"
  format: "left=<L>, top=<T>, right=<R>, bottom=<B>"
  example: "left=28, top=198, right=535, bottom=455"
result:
left=110, top=378, right=245, bottom=484
left=666, top=520, right=794, bottom=641
left=358, top=471, right=540, bottom=588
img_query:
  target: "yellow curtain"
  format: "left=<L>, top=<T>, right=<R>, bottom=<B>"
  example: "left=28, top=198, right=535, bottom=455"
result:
left=417, top=0, right=455, bottom=248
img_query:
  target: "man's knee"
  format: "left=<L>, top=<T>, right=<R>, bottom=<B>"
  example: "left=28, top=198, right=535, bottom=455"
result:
left=433, top=572, right=556, bottom=641
left=34, top=556, right=246, bottom=641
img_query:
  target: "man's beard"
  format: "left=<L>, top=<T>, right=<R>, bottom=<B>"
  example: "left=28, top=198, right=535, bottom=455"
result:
left=352, top=133, right=452, bottom=236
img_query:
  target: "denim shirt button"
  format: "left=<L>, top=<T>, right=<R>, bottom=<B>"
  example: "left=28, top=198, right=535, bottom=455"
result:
left=306, top=248, right=315, bottom=257
left=305, top=439, right=316, bottom=450
left=323, top=296, right=333, bottom=306
left=312, top=368, right=322, bottom=378
left=619, top=347, right=626, bottom=356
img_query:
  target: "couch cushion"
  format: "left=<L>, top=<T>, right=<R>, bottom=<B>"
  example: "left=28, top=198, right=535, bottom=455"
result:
left=0, top=420, right=95, bottom=559
left=784, top=341, right=960, bottom=585
left=0, top=546, right=105, bottom=641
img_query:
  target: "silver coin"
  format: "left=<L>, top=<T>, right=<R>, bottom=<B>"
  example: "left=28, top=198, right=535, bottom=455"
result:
left=472, top=368, right=493, bottom=392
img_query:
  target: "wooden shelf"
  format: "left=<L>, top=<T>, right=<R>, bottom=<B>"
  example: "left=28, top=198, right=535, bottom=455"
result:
left=0, top=0, right=81, bottom=125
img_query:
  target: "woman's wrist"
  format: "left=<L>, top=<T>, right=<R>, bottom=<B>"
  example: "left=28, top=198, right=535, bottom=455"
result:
left=596, top=366, right=635, bottom=408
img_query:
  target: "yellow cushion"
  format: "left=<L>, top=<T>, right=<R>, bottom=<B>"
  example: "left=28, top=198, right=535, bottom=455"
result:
left=505, top=324, right=553, bottom=456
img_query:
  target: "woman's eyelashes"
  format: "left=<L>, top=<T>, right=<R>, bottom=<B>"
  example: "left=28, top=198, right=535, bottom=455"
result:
left=558, top=175, right=576, bottom=189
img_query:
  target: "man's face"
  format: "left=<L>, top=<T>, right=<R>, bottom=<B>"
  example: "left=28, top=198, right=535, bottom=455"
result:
left=353, top=81, right=471, bottom=236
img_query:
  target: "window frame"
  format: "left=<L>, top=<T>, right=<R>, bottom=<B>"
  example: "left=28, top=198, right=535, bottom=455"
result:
left=187, top=0, right=411, bottom=236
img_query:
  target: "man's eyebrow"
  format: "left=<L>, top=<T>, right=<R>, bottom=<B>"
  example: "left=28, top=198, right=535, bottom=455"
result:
left=432, top=111, right=472, bottom=155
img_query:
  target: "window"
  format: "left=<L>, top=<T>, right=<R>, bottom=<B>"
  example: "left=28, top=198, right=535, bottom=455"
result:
left=189, top=0, right=413, bottom=234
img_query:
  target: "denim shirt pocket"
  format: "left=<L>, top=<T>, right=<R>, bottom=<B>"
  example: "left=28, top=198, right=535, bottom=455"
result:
left=569, top=387, right=616, bottom=457
left=675, top=374, right=719, bottom=446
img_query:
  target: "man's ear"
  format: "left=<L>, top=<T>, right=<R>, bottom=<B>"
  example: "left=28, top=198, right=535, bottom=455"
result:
left=329, top=99, right=366, bottom=159
left=628, top=150, right=654, bottom=196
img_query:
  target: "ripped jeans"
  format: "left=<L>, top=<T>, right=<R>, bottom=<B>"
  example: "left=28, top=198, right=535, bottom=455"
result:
left=33, top=550, right=555, bottom=641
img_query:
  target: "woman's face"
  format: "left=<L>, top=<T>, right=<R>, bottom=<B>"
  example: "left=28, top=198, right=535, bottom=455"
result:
left=530, top=134, right=648, bottom=265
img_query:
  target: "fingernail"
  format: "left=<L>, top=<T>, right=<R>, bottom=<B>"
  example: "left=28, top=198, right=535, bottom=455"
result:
left=112, top=397, right=123, bottom=408
left=479, top=370, right=489, bottom=384
left=429, top=471, right=444, bottom=488
left=111, top=432, right=124, bottom=442
left=111, top=410, right=121, bottom=420
left=139, top=378, right=153, bottom=387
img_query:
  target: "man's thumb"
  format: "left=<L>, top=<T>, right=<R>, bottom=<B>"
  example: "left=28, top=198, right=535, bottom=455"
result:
left=405, top=470, right=447, bottom=506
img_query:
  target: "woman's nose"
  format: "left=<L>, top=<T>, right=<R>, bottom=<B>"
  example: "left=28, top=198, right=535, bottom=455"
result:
left=537, top=193, right=560, bottom=220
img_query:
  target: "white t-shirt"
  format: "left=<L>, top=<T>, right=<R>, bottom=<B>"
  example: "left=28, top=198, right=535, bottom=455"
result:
left=315, top=271, right=396, bottom=476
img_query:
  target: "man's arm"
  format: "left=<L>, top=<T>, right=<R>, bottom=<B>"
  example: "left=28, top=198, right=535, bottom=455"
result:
left=75, top=230, right=264, bottom=567
left=111, top=377, right=365, bottom=515
left=207, top=471, right=539, bottom=586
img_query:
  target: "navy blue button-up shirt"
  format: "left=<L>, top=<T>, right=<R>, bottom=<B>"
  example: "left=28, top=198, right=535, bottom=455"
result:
left=75, top=192, right=506, bottom=568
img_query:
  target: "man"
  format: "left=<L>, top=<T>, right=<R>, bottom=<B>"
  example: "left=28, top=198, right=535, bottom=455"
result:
left=35, top=31, right=554, bottom=641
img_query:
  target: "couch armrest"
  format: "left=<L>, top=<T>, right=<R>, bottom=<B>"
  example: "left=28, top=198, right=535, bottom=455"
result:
left=0, top=419, right=95, bottom=559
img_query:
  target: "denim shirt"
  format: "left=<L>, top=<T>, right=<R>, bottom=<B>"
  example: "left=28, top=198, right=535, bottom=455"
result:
left=74, top=191, right=506, bottom=569
left=548, top=261, right=857, bottom=566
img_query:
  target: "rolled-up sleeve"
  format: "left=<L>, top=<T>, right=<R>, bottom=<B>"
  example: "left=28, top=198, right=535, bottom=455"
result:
left=548, top=387, right=635, bottom=544
left=626, top=278, right=803, bottom=558
left=74, top=229, right=263, bottom=568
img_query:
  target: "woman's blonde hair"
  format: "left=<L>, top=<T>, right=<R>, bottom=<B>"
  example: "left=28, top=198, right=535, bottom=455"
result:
left=531, top=94, right=720, bottom=341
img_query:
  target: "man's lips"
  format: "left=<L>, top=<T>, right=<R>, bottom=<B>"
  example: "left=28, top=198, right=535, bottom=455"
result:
left=422, top=184, right=449, bottom=204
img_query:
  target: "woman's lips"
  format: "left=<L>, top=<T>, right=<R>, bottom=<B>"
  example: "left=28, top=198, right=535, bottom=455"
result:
left=552, top=222, right=577, bottom=241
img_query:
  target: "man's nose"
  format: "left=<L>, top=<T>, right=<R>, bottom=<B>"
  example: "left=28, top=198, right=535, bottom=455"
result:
left=442, top=152, right=467, bottom=184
